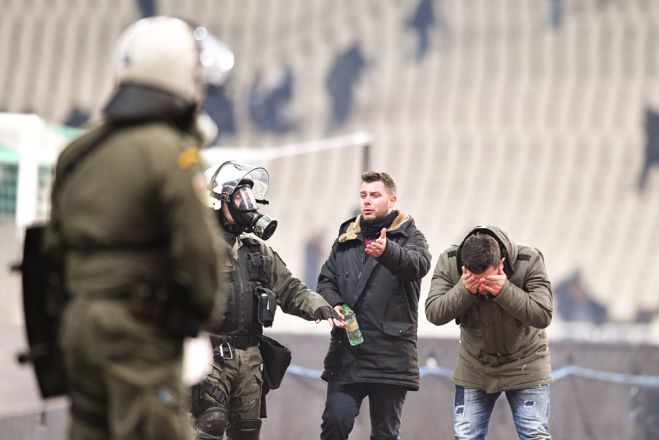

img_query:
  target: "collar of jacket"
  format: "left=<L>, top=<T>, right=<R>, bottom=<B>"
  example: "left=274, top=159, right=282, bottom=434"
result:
left=225, top=234, right=261, bottom=259
left=338, top=210, right=410, bottom=243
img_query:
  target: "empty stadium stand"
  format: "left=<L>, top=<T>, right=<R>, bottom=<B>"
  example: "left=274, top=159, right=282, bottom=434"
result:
left=2, top=0, right=659, bottom=437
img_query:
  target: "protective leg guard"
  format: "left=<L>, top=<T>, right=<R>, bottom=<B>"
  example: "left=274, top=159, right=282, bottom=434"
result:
left=226, top=418, right=262, bottom=440
left=196, top=407, right=228, bottom=440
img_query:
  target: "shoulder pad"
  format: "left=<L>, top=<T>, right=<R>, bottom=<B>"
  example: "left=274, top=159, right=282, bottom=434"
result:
left=516, top=244, right=544, bottom=262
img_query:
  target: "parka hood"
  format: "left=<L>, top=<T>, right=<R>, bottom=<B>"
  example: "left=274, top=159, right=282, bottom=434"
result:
left=456, top=225, right=519, bottom=276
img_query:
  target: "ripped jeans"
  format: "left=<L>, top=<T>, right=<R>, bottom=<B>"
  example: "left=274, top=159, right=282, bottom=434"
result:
left=453, top=385, right=551, bottom=440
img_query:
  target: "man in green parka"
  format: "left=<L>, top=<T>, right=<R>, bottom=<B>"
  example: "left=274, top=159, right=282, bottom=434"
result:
left=46, top=17, right=233, bottom=440
left=425, top=226, right=553, bottom=440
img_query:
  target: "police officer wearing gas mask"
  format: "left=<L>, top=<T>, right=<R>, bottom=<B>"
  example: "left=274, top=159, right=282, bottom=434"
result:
left=191, top=161, right=343, bottom=440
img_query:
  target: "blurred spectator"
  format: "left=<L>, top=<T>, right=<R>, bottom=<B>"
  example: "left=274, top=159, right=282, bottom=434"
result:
left=136, top=0, right=156, bottom=17
left=64, top=106, right=88, bottom=128
left=630, top=387, right=659, bottom=440
left=203, top=84, right=237, bottom=143
left=633, top=309, right=657, bottom=324
left=326, top=43, right=366, bottom=131
left=248, top=67, right=296, bottom=134
left=407, top=0, right=436, bottom=61
left=555, top=269, right=608, bottom=324
left=303, top=232, right=324, bottom=289
left=549, top=0, right=562, bottom=28
left=638, top=108, right=659, bottom=191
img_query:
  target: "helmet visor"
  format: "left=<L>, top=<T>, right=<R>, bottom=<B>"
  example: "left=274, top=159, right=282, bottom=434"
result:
left=193, top=26, right=234, bottom=86
left=207, top=161, right=269, bottom=201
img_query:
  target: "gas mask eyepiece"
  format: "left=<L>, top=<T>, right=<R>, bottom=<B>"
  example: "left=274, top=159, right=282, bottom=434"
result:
left=227, top=184, right=278, bottom=240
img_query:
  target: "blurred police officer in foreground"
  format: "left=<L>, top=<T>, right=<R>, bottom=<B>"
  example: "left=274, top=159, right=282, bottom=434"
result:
left=190, top=160, right=343, bottom=440
left=45, top=16, right=233, bottom=440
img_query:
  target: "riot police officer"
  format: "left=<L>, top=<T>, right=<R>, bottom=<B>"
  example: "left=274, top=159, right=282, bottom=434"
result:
left=45, top=17, right=232, bottom=440
left=192, top=160, right=342, bottom=440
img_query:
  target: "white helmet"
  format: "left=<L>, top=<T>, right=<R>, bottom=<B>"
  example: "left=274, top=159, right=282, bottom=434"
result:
left=105, top=16, right=234, bottom=119
left=205, top=161, right=270, bottom=210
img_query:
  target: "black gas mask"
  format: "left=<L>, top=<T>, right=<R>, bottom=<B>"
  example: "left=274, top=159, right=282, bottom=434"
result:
left=224, top=183, right=278, bottom=240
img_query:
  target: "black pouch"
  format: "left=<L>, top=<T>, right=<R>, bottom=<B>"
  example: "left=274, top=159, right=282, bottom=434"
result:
left=260, top=335, right=291, bottom=391
left=258, top=335, right=291, bottom=418
left=254, top=286, right=277, bottom=327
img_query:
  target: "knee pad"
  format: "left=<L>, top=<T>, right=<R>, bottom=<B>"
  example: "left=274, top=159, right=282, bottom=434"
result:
left=196, top=407, right=228, bottom=439
left=226, top=418, right=262, bottom=440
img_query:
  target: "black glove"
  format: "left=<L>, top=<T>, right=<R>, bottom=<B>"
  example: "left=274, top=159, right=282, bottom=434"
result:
left=313, top=306, right=339, bottom=321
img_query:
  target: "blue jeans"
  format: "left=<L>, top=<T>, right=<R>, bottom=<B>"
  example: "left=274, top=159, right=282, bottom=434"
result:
left=453, top=385, right=551, bottom=440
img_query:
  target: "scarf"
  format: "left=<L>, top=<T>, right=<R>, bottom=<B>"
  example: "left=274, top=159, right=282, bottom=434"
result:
left=361, top=210, right=398, bottom=238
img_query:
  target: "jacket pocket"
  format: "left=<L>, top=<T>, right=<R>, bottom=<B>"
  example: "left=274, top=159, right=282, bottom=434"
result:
left=501, top=317, right=530, bottom=354
left=382, top=321, right=416, bottom=340
left=323, top=331, right=345, bottom=375
left=382, top=294, right=416, bottom=339
left=459, top=310, right=481, bottom=329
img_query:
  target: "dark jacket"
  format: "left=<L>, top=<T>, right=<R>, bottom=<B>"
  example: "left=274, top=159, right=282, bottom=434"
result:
left=425, top=226, right=553, bottom=393
left=318, top=211, right=431, bottom=390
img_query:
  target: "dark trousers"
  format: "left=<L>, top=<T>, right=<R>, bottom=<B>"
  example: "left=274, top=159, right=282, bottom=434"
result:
left=320, top=381, right=407, bottom=440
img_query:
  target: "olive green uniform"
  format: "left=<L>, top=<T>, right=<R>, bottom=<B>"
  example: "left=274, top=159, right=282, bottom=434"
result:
left=193, top=235, right=330, bottom=439
left=46, top=121, right=226, bottom=440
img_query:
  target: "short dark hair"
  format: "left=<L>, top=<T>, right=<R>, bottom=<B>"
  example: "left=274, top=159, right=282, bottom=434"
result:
left=461, top=234, right=501, bottom=274
left=361, top=171, right=396, bottom=195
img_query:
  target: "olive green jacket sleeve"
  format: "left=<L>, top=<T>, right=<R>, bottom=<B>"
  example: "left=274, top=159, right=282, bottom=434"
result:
left=492, top=248, right=553, bottom=328
left=265, top=245, right=330, bottom=321
left=425, top=246, right=553, bottom=329
left=424, top=247, right=477, bottom=326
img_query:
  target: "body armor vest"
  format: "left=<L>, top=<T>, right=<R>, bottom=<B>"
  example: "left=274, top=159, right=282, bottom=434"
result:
left=210, top=238, right=272, bottom=338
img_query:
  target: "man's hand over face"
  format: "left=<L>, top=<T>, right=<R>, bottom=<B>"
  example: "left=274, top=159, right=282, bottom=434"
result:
left=477, top=259, right=507, bottom=297
left=462, top=259, right=507, bottom=296
left=461, top=267, right=480, bottom=294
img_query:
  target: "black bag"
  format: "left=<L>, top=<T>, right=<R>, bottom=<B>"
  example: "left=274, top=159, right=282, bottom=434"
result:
left=16, top=224, right=69, bottom=398
left=259, top=335, right=291, bottom=390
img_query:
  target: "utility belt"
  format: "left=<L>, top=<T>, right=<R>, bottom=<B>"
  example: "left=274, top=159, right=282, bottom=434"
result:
left=64, top=242, right=204, bottom=339
left=209, top=333, right=261, bottom=359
